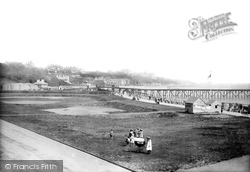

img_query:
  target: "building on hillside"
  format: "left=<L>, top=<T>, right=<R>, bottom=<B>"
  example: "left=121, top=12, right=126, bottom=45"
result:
left=81, top=81, right=91, bottom=86
left=56, top=75, right=72, bottom=84
left=57, top=74, right=69, bottom=81
left=120, top=79, right=130, bottom=86
left=33, top=79, right=48, bottom=89
left=185, top=97, right=207, bottom=113
left=92, top=79, right=106, bottom=87
left=46, top=86, right=59, bottom=91
left=1, top=83, right=39, bottom=91
left=48, top=67, right=62, bottom=74
left=206, top=100, right=221, bottom=113
left=71, top=74, right=81, bottom=78
left=106, top=79, right=130, bottom=86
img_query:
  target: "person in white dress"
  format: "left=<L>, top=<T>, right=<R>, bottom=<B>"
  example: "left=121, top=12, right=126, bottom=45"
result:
left=146, top=136, right=152, bottom=154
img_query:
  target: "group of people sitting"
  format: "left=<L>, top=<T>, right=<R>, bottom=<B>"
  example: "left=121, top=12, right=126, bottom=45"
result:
left=130, top=128, right=144, bottom=138
left=126, top=128, right=152, bottom=154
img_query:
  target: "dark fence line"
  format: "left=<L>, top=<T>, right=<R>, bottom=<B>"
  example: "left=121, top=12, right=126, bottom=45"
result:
left=0, top=90, right=110, bottom=97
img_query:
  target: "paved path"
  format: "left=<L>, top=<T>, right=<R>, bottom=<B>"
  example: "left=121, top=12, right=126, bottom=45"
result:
left=177, top=155, right=250, bottom=172
left=121, top=94, right=184, bottom=108
left=0, top=119, right=131, bottom=172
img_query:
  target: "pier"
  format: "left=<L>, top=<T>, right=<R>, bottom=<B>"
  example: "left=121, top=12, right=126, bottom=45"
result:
left=105, top=86, right=250, bottom=104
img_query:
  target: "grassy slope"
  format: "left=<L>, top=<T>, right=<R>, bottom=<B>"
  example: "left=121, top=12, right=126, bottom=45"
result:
left=1, top=95, right=250, bottom=172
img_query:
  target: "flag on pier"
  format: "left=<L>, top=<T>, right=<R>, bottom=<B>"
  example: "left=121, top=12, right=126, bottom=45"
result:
left=208, top=73, right=212, bottom=79
left=208, top=71, right=212, bottom=80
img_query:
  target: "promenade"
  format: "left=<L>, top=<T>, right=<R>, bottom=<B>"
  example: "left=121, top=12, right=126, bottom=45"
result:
left=0, top=119, right=131, bottom=172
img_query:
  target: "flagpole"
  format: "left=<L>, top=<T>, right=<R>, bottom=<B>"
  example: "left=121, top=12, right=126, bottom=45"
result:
left=210, top=79, right=211, bottom=99
left=207, top=72, right=212, bottom=100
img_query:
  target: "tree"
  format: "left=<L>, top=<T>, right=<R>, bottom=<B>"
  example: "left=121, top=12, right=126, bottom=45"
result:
left=25, top=61, right=35, bottom=68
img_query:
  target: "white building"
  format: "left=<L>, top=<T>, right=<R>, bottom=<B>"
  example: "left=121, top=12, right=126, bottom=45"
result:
left=206, top=100, right=221, bottom=113
left=33, top=79, right=48, bottom=89
left=185, top=97, right=207, bottom=114
left=2, top=83, right=39, bottom=91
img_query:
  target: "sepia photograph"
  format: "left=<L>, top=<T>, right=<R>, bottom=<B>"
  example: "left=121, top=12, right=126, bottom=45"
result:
left=0, top=0, right=249, bottom=172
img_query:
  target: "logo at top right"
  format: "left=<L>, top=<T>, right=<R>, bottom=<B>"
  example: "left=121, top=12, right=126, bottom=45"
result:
left=188, top=12, right=237, bottom=41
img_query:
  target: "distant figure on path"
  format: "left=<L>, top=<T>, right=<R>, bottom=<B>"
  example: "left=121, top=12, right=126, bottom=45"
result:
left=110, top=129, right=113, bottom=139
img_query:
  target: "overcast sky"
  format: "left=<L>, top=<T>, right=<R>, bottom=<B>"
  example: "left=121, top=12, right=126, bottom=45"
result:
left=0, top=0, right=249, bottom=84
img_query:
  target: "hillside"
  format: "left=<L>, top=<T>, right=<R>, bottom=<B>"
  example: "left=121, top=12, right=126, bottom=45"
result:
left=0, top=62, right=184, bottom=86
